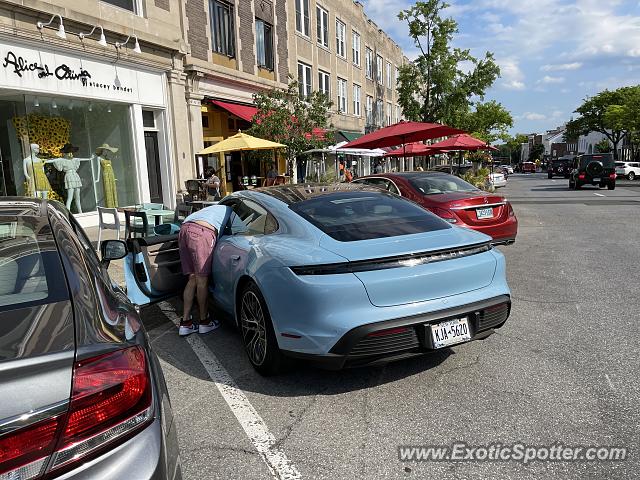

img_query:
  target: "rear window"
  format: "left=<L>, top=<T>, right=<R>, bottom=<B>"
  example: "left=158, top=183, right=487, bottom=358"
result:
left=580, top=154, right=614, bottom=168
left=615, top=162, right=625, bottom=167
left=0, top=217, right=68, bottom=311
left=409, top=175, right=480, bottom=195
left=289, top=191, right=450, bottom=242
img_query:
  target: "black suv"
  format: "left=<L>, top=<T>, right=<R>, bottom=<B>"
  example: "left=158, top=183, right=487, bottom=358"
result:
left=548, top=158, right=572, bottom=178
left=569, top=153, right=616, bottom=190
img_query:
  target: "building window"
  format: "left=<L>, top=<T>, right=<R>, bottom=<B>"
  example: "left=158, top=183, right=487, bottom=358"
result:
left=295, top=0, right=310, bottom=36
left=353, top=84, right=361, bottom=117
left=376, top=99, right=383, bottom=126
left=210, top=0, right=235, bottom=57
left=316, top=6, right=329, bottom=48
left=352, top=31, right=361, bottom=66
left=376, top=55, right=383, bottom=85
left=386, top=62, right=392, bottom=87
left=395, top=67, right=400, bottom=85
left=365, top=48, right=373, bottom=79
left=366, top=95, right=373, bottom=124
left=337, top=77, right=347, bottom=114
left=386, top=101, right=392, bottom=126
left=100, top=0, right=140, bottom=14
left=256, top=19, right=274, bottom=70
left=395, top=105, right=400, bottom=123
left=318, top=70, right=330, bottom=96
left=298, top=62, right=312, bottom=98
left=336, top=20, right=346, bottom=58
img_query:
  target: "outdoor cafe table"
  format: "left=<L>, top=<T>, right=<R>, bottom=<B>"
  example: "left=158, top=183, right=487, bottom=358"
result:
left=119, top=206, right=175, bottom=227
left=188, top=200, right=219, bottom=211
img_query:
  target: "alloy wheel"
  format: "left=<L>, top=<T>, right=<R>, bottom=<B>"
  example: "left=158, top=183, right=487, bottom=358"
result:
left=629, top=172, right=635, bottom=181
left=240, top=291, right=267, bottom=366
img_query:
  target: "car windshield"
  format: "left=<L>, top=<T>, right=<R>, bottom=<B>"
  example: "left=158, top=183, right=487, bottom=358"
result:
left=289, top=191, right=451, bottom=242
left=409, top=175, right=480, bottom=195
left=0, top=217, right=68, bottom=311
left=580, top=154, right=614, bottom=168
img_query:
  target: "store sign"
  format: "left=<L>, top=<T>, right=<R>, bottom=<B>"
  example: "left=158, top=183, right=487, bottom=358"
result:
left=0, top=40, right=164, bottom=106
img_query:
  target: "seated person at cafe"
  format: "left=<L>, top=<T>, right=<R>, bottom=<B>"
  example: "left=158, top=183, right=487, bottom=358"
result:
left=266, top=163, right=278, bottom=179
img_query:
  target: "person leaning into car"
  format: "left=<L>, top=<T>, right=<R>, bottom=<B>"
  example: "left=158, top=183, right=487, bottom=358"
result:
left=178, top=204, right=230, bottom=336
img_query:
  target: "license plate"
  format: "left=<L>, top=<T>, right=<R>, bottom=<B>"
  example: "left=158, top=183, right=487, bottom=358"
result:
left=431, top=317, right=471, bottom=348
left=476, top=207, right=494, bottom=219
left=592, top=177, right=601, bottom=182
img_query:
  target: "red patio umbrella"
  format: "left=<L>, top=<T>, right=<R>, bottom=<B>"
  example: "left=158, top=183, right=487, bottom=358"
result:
left=428, top=134, right=498, bottom=152
left=342, top=121, right=465, bottom=150
left=384, top=142, right=443, bottom=157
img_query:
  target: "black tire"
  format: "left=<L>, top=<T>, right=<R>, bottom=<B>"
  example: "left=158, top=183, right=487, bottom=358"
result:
left=238, top=282, right=284, bottom=375
left=629, top=172, right=636, bottom=181
left=575, top=181, right=581, bottom=190
left=585, top=161, right=604, bottom=177
left=608, top=183, right=616, bottom=190
left=569, top=179, right=574, bottom=190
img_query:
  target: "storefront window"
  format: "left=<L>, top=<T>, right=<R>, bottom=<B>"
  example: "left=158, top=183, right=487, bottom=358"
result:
left=0, top=94, right=137, bottom=214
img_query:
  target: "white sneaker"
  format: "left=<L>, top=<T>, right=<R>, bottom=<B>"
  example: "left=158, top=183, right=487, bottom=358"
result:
left=198, top=319, right=220, bottom=334
left=179, top=322, right=198, bottom=336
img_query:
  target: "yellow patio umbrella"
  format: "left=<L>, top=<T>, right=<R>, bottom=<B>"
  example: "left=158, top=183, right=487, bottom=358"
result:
left=197, top=131, right=285, bottom=155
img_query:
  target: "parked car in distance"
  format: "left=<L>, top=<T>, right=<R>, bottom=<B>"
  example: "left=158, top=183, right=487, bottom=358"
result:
left=548, top=157, right=573, bottom=179
left=500, top=165, right=514, bottom=175
left=353, top=172, right=517, bottom=244
left=615, top=161, right=640, bottom=180
left=521, top=162, right=536, bottom=173
left=488, top=171, right=507, bottom=188
left=123, top=184, right=511, bottom=374
left=431, top=164, right=474, bottom=176
left=569, top=153, right=616, bottom=190
left=0, top=198, right=180, bottom=480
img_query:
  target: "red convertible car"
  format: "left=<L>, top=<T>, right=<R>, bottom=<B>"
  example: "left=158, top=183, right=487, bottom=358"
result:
left=353, top=172, right=518, bottom=244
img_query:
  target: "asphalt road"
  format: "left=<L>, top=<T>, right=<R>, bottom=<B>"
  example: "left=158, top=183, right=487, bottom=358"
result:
left=141, top=174, right=640, bottom=480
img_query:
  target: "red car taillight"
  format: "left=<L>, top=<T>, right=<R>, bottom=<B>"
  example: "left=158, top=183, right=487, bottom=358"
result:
left=578, top=173, right=586, bottom=180
left=609, top=173, right=616, bottom=179
left=0, top=346, right=153, bottom=480
left=507, top=203, right=515, bottom=218
left=0, top=417, right=61, bottom=478
left=429, top=207, right=458, bottom=223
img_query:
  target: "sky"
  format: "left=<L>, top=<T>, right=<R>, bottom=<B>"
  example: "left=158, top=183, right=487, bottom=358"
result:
left=361, top=0, right=640, bottom=136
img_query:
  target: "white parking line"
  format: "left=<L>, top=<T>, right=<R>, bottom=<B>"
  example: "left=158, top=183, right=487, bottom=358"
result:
left=158, top=301, right=302, bottom=480
left=594, top=193, right=606, bottom=197
left=605, top=374, right=616, bottom=392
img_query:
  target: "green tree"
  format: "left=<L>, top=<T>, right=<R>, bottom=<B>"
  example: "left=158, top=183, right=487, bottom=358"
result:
left=496, top=133, right=528, bottom=164
left=529, top=143, right=544, bottom=162
left=249, top=79, right=334, bottom=176
left=454, top=101, right=513, bottom=144
left=594, top=138, right=611, bottom=153
left=603, top=86, right=640, bottom=160
left=565, top=88, right=629, bottom=159
left=397, top=1, right=501, bottom=125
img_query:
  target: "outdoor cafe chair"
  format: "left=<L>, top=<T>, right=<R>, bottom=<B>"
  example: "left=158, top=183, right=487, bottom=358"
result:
left=97, top=206, right=121, bottom=247
left=124, top=210, right=150, bottom=239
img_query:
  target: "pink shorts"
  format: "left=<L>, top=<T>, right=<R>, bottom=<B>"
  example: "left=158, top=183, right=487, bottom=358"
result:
left=178, top=222, right=217, bottom=276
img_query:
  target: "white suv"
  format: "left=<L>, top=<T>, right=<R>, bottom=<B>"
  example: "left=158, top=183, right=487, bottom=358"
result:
left=615, top=161, right=640, bottom=180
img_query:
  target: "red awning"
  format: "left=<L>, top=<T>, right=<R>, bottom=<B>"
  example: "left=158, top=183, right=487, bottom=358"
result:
left=342, top=121, right=465, bottom=149
left=429, top=134, right=498, bottom=152
left=211, top=100, right=258, bottom=122
left=384, top=142, right=443, bottom=157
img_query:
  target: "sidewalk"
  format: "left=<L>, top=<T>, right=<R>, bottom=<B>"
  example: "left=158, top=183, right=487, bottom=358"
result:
left=84, top=225, right=126, bottom=287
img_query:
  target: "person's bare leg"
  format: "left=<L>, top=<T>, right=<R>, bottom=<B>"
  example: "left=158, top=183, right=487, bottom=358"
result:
left=182, top=275, right=197, bottom=323
left=195, top=276, right=209, bottom=322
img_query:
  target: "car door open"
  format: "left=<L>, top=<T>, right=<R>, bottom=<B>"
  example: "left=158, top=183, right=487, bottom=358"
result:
left=124, top=234, right=187, bottom=306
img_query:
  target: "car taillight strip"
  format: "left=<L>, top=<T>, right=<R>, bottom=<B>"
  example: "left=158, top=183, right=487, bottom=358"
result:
left=50, top=407, right=152, bottom=470
left=0, top=457, right=48, bottom=480
left=291, top=243, right=492, bottom=275
left=450, top=202, right=506, bottom=211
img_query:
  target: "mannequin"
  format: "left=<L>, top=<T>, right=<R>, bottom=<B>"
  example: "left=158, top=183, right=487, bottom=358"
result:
left=94, top=143, right=119, bottom=208
left=52, top=143, right=91, bottom=213
left=23, top=143, right=52, bottom=199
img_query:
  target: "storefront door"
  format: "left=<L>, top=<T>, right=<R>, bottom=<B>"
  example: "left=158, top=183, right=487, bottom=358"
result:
left=144, top=131, right=163, bottom=204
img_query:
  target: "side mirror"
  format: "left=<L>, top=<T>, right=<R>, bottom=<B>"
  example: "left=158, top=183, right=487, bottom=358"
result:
left=100, top=239, right=127, bottom=267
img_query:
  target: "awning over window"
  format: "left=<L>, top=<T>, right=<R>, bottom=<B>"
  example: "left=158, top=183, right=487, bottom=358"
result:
left=338, top=130, right=362, bottom=142
left=211, top=100, right=258, bottom=122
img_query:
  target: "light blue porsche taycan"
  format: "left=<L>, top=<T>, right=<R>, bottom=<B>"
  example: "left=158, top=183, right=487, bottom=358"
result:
left=122, top=183, right=511, bottom=375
